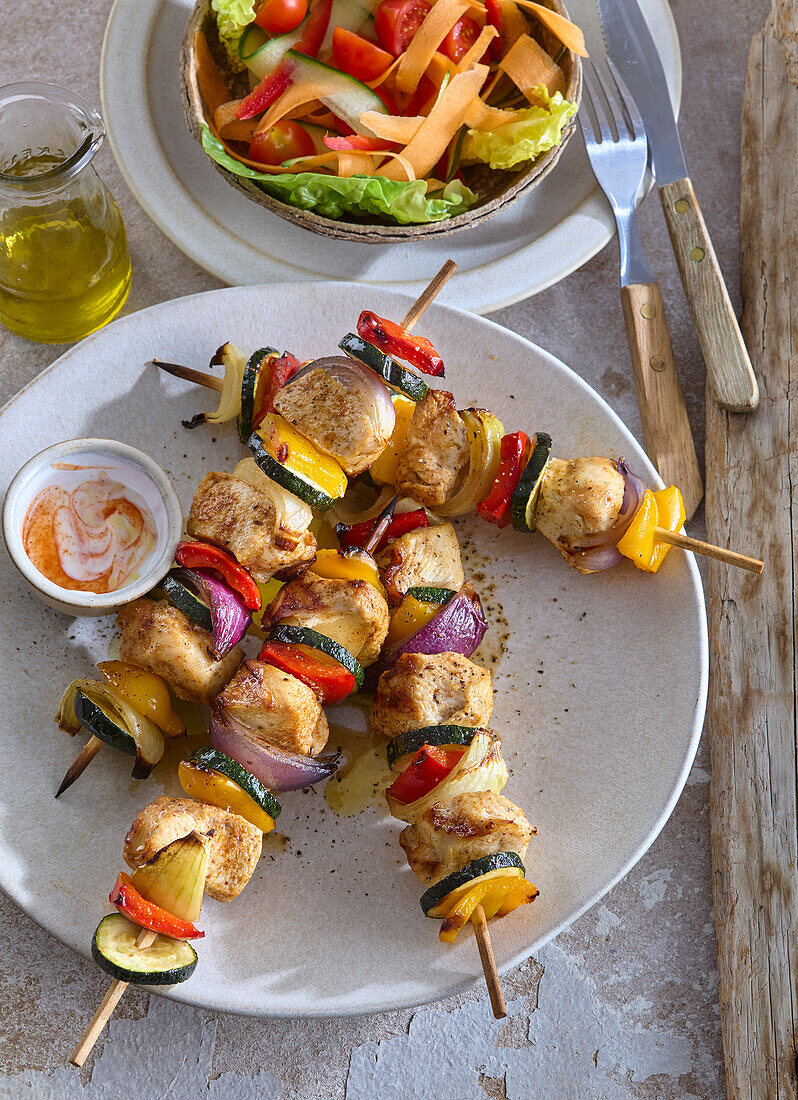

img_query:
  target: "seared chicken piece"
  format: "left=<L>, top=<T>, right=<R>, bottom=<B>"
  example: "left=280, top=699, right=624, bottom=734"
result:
left=116, top=599, right=242, bottom=705
left=217, top=659, right=329, bottom=756
left=261, top=573, right=389, bottom=667
left=273, top=363, right=393, bottom=477
left=535, top=457, right=625, bottom=573
left=187, top=472, right=317, bottom=583
left=399, top=791, right=534, bottom=886
left=124, top=796, right=263, bottom=901
left=376, top=522, right=465, bottom=605
left=370, top=651, right=493, bottom=737
left=395, top=390, right=470, bottom=508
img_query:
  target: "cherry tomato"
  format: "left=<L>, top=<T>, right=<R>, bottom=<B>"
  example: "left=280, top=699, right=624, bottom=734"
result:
left=254, top=0, right=308, bottom=34
left=375, top=0, right=431, bottom=55
left=333, top=27, right=393, bottom=82
left=440, top=15, right=481, bottom=62
left=248, top=121, right=316, bottom=166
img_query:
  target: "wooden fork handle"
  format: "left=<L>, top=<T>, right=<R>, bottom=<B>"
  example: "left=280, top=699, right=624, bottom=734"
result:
left=659, top=177, right=759, bottom=412
left=620, top=281, right=704, bottom=519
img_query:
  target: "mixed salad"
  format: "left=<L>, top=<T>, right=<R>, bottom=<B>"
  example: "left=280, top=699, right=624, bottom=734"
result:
left=192, top=0, right=586, bottom=225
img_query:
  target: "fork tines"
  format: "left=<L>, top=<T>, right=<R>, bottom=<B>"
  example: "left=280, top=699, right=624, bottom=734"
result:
left=580, top=59, right=645, bottom=146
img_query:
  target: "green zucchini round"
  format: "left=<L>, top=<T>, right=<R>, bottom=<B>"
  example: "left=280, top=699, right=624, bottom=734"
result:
left=386, top=724, right=483, bottom=770
left=92, top=914, right=198, bottom=985
left=73, top=690, right=137, bottom=757
left=511, top=432, right=553, bottom=532
left=161, top=572, right=212, bottom=632
left=405, top=586, right=456, bottom=605
left=338, top=333, right=428, bottom=402
left=239, top=347, right=278, bottom=444
left=247, top=433, right=336, bottom=511
left=267, top=624, right=364, bottom=686
left=188, top=746, right=282, bottom=820
left=420, top=852, right=526, bottom=915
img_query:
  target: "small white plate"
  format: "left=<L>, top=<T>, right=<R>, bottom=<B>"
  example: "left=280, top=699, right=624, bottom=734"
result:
left=0, top=284, right=706, bottom=1017
left=100, top=0, right=681, bottom=313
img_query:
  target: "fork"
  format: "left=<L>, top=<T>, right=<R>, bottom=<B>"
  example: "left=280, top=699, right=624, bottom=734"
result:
left=578, top=60, right=703, bottom=519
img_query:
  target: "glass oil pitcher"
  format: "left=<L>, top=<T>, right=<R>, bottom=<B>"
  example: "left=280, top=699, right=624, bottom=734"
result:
left=0, top=82, right=131, bottom=343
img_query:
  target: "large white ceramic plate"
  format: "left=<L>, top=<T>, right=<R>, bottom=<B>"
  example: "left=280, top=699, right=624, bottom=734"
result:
left=0, top=285, right=706, bottom=1017
left=100, top=0, right=681, bottom=314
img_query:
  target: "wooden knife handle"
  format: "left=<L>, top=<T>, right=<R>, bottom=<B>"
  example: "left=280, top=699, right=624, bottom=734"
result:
left=659, top=177, right=759, bottom=411
left=620, top=282, right=703, bottom=519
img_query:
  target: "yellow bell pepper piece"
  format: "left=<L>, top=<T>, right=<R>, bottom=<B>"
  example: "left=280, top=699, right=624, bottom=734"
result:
left=386, top=594, right=440, bottom=646
left=438, top=873, right=538, bottom=943
left=256, top=414, right=348, bottom=500
left=370, top=395, right=416, bottom=486
left=310, top=548, right=384, bottom=593
left=616, top=485, right=686, bottom=574
left=97, top=661, right=184, bottom=737
left=178, top=760, right=276, bottom=834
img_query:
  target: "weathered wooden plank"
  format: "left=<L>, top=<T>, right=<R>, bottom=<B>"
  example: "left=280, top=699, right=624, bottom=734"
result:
left=707, top=2, right=798, bottom=1096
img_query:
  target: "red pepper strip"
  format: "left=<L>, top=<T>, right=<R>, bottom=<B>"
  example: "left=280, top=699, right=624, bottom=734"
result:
left=476, top=431, right=531, bottom=528
left=485, top=0, right=504, bottom=60
left=388, top=745, right=465, bottom=804
left=258, top=640, right=356, bottom=704
left=323, top=134, right=394, bottom=151
left=175, top=541, right=261, bottom=611
left=357, top=311, right=445, bottom=376
left=336, top=508, right=429, bottom=551
left=252, top=351, right=304, bottom=426
left=294, top=0, right=333, bottom=55
left=110, top=873, right=205, bottom=939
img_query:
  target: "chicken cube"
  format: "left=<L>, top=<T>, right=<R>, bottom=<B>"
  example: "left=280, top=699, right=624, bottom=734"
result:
left=395, top=390, right=470, bottom=508
left=124, top=796, right=262, bottom=901
left=216, top=659, right=329, bottom=756
left=186, top=472, right=317, bottom=583
left=376, top=522, right=465, bottom=605
left=370, top=651, right=493, bottom=737
left=261, top=573, right=389, bottom=668
left=116, top=598, right=242, bottom=705
left=399, top=791, right=534, bottom=886
left=273, top=364, right=393, bottom=477
left=535, top=457, right=626, bottom=573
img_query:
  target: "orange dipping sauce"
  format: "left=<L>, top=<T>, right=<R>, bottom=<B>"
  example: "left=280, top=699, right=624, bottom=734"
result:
left=22, top=470, right=157, bottom=594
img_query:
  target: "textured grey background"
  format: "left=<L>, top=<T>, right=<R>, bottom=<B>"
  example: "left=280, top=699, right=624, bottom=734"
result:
left=1, top=0, right=767, bottom=1095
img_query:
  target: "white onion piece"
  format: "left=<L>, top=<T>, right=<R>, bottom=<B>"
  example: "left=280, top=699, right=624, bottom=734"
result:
left=387, top=731, right=508, bottom=823
left=233, top=458, right=313, bottom=544
left=329, top=486, right=424, bottom=527
left=286, top=356, right=395, bottom=445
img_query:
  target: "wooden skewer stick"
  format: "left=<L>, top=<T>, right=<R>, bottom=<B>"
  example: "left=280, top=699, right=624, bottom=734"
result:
left=363, top=495, right=399, bottom=555
left=654, top=527, right=764, bottom=575
left=70, top=927, right=157, bottom=1067
left=471, top=904, right=507, bottom=1019
left=152, top=359, right=224, bottom=392
left=56, top=735, right=104, bottom=798
left=400, top=259, right=457, bottom=332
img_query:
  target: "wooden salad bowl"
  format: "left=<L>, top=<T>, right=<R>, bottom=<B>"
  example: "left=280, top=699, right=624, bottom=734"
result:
left=180, top=0, right=582, bottom=243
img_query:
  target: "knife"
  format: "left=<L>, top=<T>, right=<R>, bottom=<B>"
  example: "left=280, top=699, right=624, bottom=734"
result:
left=596, top=0, right=759, bottom=411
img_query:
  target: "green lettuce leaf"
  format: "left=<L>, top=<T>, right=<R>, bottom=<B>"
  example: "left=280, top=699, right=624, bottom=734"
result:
left=201, top=126, right=478, bottom=224
left=463, top=87, right=577, bottom=171
left=211, top=0, right=257, bottom=67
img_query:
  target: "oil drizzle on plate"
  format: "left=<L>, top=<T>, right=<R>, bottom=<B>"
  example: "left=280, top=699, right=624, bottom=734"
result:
left=325, top=723, right=392, bottom=817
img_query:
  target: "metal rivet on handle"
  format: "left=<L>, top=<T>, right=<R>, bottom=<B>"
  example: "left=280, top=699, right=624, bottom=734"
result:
left=640, top=303, right=656, bottom=319
left=674, top=199, right=690, bottom=213
left=650, top=355, right=666, bottom=372
left=689, top=247, right=706, bottom=262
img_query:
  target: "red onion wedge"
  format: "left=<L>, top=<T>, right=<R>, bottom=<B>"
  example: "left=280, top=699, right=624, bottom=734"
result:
left=566, top=459, right=647, bottom=572
left=382, top=582, right=488, bottom=668
left=173, top=567, right=251, bottom=659
left=210, top=706, right=341, bottom=792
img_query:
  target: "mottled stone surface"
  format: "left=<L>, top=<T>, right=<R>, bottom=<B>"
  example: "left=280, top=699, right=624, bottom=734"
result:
left=1, top=0, right=767, bottom=1095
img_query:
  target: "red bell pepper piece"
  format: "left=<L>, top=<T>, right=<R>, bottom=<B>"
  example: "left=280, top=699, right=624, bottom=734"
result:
left=258, top=640, right=356, bottom=704
left=357, top=310, right=444, bottom=376
left=252, top=351, right=304, bottom=426
left=476, top=431, right=531, bottom=528
left=387, top=745, right=465, bottom=804
left=323, top=134, right=394, bottom=152
left=485, top=0, right=504, bottom=60
left=175, top=541, right=262, bottom=611
left=336, top=508, right=429, bottom=552
left=110, top=873, right=205, bottom=939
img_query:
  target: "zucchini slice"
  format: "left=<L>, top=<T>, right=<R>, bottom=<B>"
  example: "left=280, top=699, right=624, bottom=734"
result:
left=92, top=913, right=198, bottom=985
left=386, top=724, right=483, bottom=771
left=188, top=747, right=283, bottom=821
left=339, top=333, right=428, bottom=402
left=405, top=586, right=456, bottom=605
left=160, top=571, right=213, bottom=632
left=248, top=432, right=337, bottom=511
left=56, top=680, right=164, bottom=779
left=239, top=346, right=278, bottom=444
left=510, top=432, right=553, bottom=532
left=420, top=853, right=527, bottom=916
left=266, top=624, right=365, bottom=686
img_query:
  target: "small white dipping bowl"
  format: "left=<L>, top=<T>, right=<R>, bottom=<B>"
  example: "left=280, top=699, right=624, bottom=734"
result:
left=3, top=438, right=183, bottom=616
